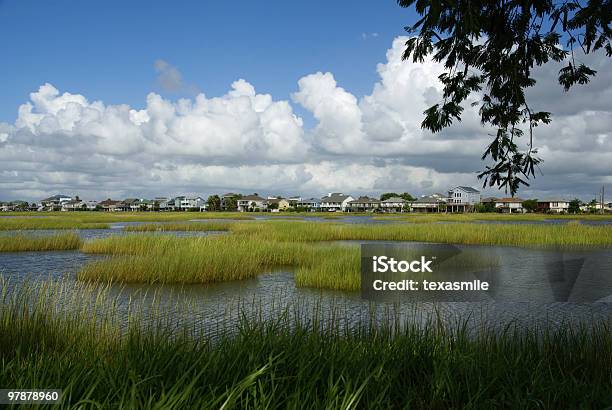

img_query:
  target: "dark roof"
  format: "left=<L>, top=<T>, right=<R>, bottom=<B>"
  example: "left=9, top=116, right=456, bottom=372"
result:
left=382, top=197, right=406, bottom=203
left=241, top=195, right=265, bottom=201
left=452, top=186, right=480, bottom=193
left=349, top=196, right=380, bottom=204
left=42, top=194, right=70, bottom=201
left=496, top=197, right=524, bottom=203
left=321, top=193, right=351, bottom=202
left=412, top=196, right=446, bottom=204
left=481, top=197, right=499, bottom=203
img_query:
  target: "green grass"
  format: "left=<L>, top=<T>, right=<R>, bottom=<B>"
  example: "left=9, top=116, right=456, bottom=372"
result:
left=373, top=212, right=612, bottom=222
left=124, top=221, right=233, bottom=232
left=0, top=232, right=82, bottom=252
left=77, top=220, right=612, bottom=290
left=1, top=279, right=610, bottom=408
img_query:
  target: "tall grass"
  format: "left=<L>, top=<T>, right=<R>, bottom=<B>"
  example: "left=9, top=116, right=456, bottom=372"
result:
left=229, top=221, right=612, bottom=247
left=1, top=279, right=610, bottom=408
left=124, top=221, right=232, bottom=232
left=0, top=232, right=82, bottom=252
left=0, top=218, right=109, bottom=231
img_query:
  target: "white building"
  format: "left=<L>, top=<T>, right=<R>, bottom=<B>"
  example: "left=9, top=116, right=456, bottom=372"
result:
left=380, top=197, right=407, bottom=212
left=494, top=198, right=525, bottom=213
left=319, top=193, right=354, bottom=212
left=237, top=195, right=267, bottom=212
left=447, top=186, right=481, bottom=212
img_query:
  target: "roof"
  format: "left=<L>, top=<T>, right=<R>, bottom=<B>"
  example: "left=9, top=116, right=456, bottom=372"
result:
left=382, top=197, right=406, bottom=203
left=321, top=193, right=351, bottom=202
left=299, top=198, right=320, bottom=203
left=42, top=194, right=71, bottom=201
left=538, top=198, right=570, bottom=203
left=451, top=186, right=480, bottom=193
left=240, top=195, right=265, bottom=201
left=349, top=196, right=380, bottom=204
left=496, top=198, right=524, bottom=203
left=99, top=199, right=121, bottom=206
left=481, top=197, right=499, bottom=203
left=266, top=198, right=288, bottom=204
left=412, top=196, right=446, bottom=204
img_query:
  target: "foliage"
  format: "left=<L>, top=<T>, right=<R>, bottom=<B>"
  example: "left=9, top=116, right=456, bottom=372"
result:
left=398, top=0, right=611, bottom=195
left=206, top=195, right=221, bottom=211
left=522, top=198, right=539, bottom=212
left=569, top=198, right=583, bottom=213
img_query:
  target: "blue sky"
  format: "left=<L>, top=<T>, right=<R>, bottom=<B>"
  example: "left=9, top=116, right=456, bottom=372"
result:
left=0, top=0, right=411, bottom=123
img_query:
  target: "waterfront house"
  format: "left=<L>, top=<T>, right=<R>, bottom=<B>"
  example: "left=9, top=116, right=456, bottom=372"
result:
left=346, top=196, right=381, bottom=212
left=447, top=186, right=481, bottom=212
left=537, top=199, right=570, bottom=213
left=99, top=198, right=122, bottom=212
left=297, top=198, right=321, bottom=211
left=410, top=196, right=447, bottom=213
left=380, top=197, right=407, bottom=213
left=237, top=195, right=267, bottom=212
left=61, top=197, right=85, bottom=211
left=320, top=193, right=354, bottom=212
left=220, top=193, right=239, bottom=211
left=494, top=198, right=525, bottom=213
left=266, top=197, right=290, bottom=211
left=41, top=194, right=72, bottom=211
left=179, top=197, right=206, bottom=211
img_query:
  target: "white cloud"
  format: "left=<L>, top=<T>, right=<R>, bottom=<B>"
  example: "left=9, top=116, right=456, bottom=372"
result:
left=0, top=37, right=610, bottom=201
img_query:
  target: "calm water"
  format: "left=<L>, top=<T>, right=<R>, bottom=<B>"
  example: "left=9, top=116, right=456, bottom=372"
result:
left=1, top=239, right=610, bottom=333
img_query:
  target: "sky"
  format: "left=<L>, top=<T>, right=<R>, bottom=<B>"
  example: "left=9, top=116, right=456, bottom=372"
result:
left=0, top=0, right=610, bottom=202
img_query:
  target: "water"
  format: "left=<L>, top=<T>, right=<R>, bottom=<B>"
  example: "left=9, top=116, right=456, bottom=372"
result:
left=1, top=241, right=610, bottom=333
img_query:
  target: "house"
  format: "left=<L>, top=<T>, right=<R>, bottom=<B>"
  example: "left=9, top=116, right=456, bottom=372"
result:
left=178, top=197, right=206, bottom=211
left=119, top=198, right=140, bottom=212
left=494, top=198, right=525, bottom=213
left=98, top=198, right=122, bottom=212
left=409, top=196, right=447, bottom=213
left=41, top=194, right=72, bottom=210
left=265, top=197, right=290, bottom=212
left=537, top=199, right=570, bottom=213
left=237, top=195, right=267, bottom=212
left=346, top=196, right=380, bottom=212
left=220, top=193, right=239, bottom=211
left=447, top=186, right=481, bottom=212
left=380, top=197, right=407, bottom=213
left=287, top=196, right=302, bottom=207
left=297, top=198, right=321, bottom=211
left=320, top=193, right=354, bottom=212
left=85, top=200, right=99, bottom=211
left=61, top=197, right=85, bottom=211
left=0, top=202, right=14, bottom=212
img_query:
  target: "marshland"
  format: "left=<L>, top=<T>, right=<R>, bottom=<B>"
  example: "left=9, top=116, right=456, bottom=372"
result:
left=1, top=211, right=611, bottom=407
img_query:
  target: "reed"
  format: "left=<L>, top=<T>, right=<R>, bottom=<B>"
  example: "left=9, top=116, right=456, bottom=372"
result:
left=0, top=218, right=109, bottom=231
left=229, top=221, right=612, bottom=247
left=1, top=279, right=610, bottom=408
left=0, top=232, right=82, bottom=252
left=124, top=221, right=233, bottom=232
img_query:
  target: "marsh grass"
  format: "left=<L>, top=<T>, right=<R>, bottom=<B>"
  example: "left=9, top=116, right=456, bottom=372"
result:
left=0, top=218, right=109, bottom=231
left=1, top=279, right=610, bottom=408
left=0, top=232, right=82, bottom=252
left=124, top=221, right=233, bottom=232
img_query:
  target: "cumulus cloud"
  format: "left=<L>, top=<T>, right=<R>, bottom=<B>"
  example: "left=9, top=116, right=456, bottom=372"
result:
left=0, top=37, right=610, bottom=201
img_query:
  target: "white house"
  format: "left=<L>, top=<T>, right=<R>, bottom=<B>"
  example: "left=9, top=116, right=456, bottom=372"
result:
left=380, top=197, right=407, bottom=213
left=237, top=195, right=267, bottom=212
left=447, top=186, right=481, bottom=212
left=346, top=196, right=380, bottom=212
left=409, top=196, right=447, bottom=213
left=320, top=193, right=354, bottom=212
left=179, top=197, right=206, bottom=211
left=494, top=198, right=525, bottom=213
left=537, top=199, right=570, bottom=213
left=297, top=198, right=321, bottom=211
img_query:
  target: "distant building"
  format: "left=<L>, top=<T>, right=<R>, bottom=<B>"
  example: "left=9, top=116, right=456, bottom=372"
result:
left=320, top=193, right=354, bottom=212
left=494, top=198, right=525, bottom=213
left=380, top=197, right=407, bottom=213
left=265, top=198, right=290, bottom=211
left=346, top=196, right=380, bottom=212
left=537, top=199, right=570, bottom=213
left=297, top=198, right=321, bottom=211
left=410, top=196, right=447, bottom=213
left=447, top=186, right=481, bottom=212
left=237, top=195, right=267, bottom=212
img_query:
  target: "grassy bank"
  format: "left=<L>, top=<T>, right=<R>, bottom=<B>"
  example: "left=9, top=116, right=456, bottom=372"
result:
left=1, top=280, right=610, bottom=408
left=0, top=232, right=82, bottom=252
left=78, top=221, right=612, bottom=289
left=124, top=221, right=233, bottom=232
left=133, top=220, right=612, bottom=248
